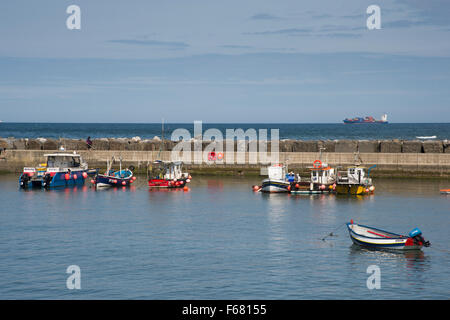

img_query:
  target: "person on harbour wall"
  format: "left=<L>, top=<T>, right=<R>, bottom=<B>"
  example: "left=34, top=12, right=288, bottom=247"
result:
left=86, top=136, right=92, bottom=150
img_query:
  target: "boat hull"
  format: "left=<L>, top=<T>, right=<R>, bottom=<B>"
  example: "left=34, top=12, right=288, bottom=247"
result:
left=148, top=178, right=188, bottom=188
left=347, top=223, right=422, bottom=250
left=260, top=179, right=290, bottom=193
left=19, top=170, right=91, bottom=189
left=95, top=175, right=132, bottom=188
left=336, top=184, right=368, bottom=195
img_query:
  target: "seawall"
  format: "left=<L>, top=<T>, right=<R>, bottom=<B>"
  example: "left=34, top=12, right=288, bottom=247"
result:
left=1, top=137, right=450, bottom=177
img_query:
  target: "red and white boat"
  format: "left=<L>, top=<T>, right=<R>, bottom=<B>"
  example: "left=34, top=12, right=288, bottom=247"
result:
left=148, top=160, right=191, bottom=189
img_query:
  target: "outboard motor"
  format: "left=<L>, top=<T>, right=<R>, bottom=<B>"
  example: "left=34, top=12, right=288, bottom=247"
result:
left=43, top=173, right=53, bottom=188
left=20, top=173, right=30, bottom=188
left=409, top=228, right=431, bottom=247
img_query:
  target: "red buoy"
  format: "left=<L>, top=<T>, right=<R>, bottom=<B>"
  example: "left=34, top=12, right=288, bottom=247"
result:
left=82, top=172, right=88, bottom=179
left=65, top=173, right=70, bottom=180
left=73, top=174, right=78, bottom=180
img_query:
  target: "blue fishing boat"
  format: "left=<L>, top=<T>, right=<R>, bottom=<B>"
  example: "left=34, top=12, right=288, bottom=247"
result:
left=347, top=220, right=430, bottom=250
left=92, top=156, right=136, bottom=188
left=19, top=152, right=97, bottom=189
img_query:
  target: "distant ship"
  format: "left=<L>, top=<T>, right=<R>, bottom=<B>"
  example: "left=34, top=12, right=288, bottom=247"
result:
left=343, top=113, right=388, bottom=124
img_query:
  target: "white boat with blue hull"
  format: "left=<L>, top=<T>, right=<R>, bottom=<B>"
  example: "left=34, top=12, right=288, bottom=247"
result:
left=19, top=152, right=97, bottom=189
left=92, top=156, right=136, bottom=188
left=260, top=164, right=292, bottom=193
left=347, top=221, right=430, bottom=251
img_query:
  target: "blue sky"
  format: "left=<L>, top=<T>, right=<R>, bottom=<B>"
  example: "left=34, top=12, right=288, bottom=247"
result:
left=0, top=0, right=449, bottom=123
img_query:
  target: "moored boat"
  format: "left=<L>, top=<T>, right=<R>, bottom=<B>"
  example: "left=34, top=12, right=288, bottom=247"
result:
left=92, top=156, right=136, bottom=188
left=19, top=152, right=97, bottom=188
left=260, top=164, right=292, bottom=193
left=335, top=165, right=375, bottom=195
left=148, top=160, right=191, bottom=189
left=290, top=160, right=336, bottom=194
left=347, top=220, right=430, bottom=250
left=440, top=189, right=450, bottom=194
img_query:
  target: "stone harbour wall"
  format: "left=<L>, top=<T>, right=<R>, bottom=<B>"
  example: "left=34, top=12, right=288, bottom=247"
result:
left=1, top=138, right=450, bottom=176
left=1, top=137, right=450, bottom=153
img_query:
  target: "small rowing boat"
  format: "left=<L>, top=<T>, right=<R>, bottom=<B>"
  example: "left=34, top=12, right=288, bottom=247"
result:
left=92, top=156, right=136, bottom=188
left=347, top=220, right=430, bottom=250
left=440, top=189, right=450, bottom=194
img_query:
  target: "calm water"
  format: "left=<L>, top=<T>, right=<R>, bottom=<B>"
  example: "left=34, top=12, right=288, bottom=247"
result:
left=0, top=175, right=449, bottom=299
left=1, top=122, right=450, bottom=141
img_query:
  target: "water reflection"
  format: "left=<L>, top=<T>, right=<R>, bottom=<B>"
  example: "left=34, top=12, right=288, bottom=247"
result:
left=348, top=244, right=430, bottom=273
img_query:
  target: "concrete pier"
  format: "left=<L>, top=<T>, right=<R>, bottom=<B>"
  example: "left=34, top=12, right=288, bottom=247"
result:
left=1, top=137, right=450, bottom=177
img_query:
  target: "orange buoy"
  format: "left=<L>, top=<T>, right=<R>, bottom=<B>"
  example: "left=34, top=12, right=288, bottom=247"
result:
left=295, top=184, right=300, bottom=188
left=82, top=172, right=88, bottom=179
left=73, top=174, right=78, bottom=180
left=90, top=179, right=95, bottom=184
left=122, top=181, right=126, bottom=185
left=64, top=173, right=70, bottom=180
left=183, top=186, right=189, bottom=191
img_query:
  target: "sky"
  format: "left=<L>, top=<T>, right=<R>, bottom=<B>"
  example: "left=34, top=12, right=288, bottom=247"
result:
left=0, top=0, right=449, bottom=123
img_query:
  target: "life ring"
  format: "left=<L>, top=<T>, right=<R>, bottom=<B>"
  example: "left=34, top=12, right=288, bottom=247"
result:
left=313, top=160, right=322, bottom=169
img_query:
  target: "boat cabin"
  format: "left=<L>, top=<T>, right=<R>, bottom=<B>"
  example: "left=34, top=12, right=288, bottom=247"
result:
left=267, top=164, right=286, bottom=181
left=45, top=153, right=88, bottom=171
left=337, top=166, right=372, bottom=185
left=149, top=161, right=188, bottom=180
left=310, top=164, right=336, bottom=185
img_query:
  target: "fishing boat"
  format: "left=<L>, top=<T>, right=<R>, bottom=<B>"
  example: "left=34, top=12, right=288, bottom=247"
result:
left=440, top=189, right=450, bottom=194
left=19, top=152, right=97, bottom=188
left=335, top=164, right=375, bottom=195
left=347, top=220, right=430, bottom=250
left=92, top=156, right=136, bottom=188
left=148, top=160, right=191, bottom=188
left=259, top=164, right=293, bottom=193
left=290, top=160, right=336, bottom=194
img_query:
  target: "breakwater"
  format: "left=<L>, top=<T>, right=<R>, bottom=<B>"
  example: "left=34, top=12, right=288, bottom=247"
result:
left=1, top=138, right=450, bottom=176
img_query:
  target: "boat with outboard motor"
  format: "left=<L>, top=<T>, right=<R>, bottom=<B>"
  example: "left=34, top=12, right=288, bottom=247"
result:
left=19, top=151, right=97, bottom=189
left=347, top=220, right=430, bottom=250
left=258, top=163, right=292, bottom=193
left=148, top=160, right=191, bottom=189
left=92, top=156, right=136, bottom=188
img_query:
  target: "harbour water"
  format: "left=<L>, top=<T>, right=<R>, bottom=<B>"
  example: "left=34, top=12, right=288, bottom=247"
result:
left=1, top=122, right=450, bottom=141
left=0, top=174, right=449, bottom=299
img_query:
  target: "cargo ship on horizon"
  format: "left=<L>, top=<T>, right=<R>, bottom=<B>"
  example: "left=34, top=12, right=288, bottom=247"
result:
left=343, top=113, right=388, bottom=124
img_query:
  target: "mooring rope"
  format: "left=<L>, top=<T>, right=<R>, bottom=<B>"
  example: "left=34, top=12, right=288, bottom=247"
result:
left=321, top=223, right=347, bottom=241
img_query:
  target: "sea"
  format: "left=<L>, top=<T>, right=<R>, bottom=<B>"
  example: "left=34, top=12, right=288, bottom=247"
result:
left=0, top=122, right=450, bottom=141
left=0, top=175, right=449, bottom=299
